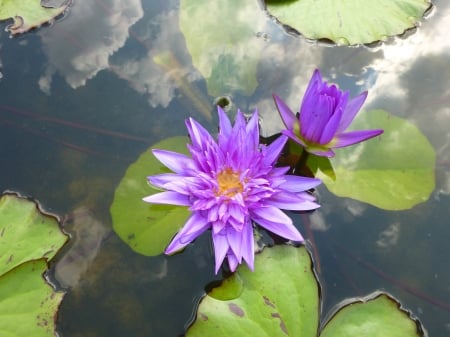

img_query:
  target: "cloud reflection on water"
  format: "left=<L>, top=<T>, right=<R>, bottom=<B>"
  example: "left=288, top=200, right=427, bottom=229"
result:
left=39, top=0, right=143, bottom=91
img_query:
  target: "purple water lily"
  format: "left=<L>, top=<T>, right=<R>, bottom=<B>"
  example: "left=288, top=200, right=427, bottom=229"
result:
left=274, top=69, right=383, bottom=157
left=143, top=107, right=321, bottom=273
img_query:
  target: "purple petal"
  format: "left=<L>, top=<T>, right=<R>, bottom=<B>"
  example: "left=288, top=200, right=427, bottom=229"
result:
left=251, top=208, right=304, bottom=242
left=252, top=206, right=291, bottom=227
left=147, top=173, right=179, bottom=189
left=226, top=228, right=243, bottom=261
left=273, top=94, right=297, bottom=129
left=227, top=252, right=240, bottom=272
left=143, top=191, right=191, bottom=206
left=301, top=94, right=334, bottom=143
left=186, top=117, right=214, bottom=150
left=165, top=213, right=210, bottom=254
left=319, top=91, right=349, bottom=144
left=266, top=191, right=320, bottom=211
left=245, top=110, right=260, bottom=151
left=263, top=135, right=287, bottom=166
left=308, top=147, right=335, bottom=157
left=303, top=69, right=323, bottom=103
left=218, top=106, right=232, bottom=143
left=240, top=221, right=255, bottom=271
left=160, top=177, right=198, bottom=195
left=281, top=129, right=307, bottom=148
left=152, top=149, right=195, bottom=174
left=333, top=129, right=383, bottom=148
left=233, top=110, right=246, bottom=133
left=337, top=91, right=368, bottom=133
left=279, top=175, right=322, bottom=192
left=213, top=232, right=230, bottom=274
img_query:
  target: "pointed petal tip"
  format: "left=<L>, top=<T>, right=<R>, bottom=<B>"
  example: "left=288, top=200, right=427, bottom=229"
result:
left=273, top=94, right=297, bottom=129
left=333, top=129, right=384, bottom=148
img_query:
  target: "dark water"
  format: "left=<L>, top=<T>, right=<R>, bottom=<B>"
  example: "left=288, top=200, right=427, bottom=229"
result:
left=0, top=0, right=449, bottom=336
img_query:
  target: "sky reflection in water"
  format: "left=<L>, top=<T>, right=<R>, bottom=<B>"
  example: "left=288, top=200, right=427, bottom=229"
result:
left=0, top=0, right=449, bottom=336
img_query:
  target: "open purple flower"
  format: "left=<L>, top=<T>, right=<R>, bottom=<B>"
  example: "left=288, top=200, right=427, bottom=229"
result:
left=273, top=69, right=383, bottom=157
left=143, top=107, right=321, bottom=273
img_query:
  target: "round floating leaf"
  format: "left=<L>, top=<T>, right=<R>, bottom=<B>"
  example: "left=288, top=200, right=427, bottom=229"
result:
left=0, top=259, right=65, bottom=337
left=313, top=110, right=435, bottom=210
left=187, top=245, right=320, bottom=337
left=0, top=193, right=68, bottom=277
left=0, top=193, right=67, bottom=337
left=265, top=0, right=431, bottom=45
left=111, top=136, right=191, bottom=256
left=319, top=293, right=423, bottom=337
left=179, top=0, right=265, bottom=96
left=0, top=0, right=68, bottom=35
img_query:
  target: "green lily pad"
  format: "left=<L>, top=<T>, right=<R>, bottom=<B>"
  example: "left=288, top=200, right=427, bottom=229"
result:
left=0, top=193, right=68, bottom=276
left=110, top=136, right=191, bottom=256
left=179, top=0, right=264, bottom=96
left=0, top=193, right=68, bottom=337
left=265, top=0, right=431, bottom=45
left=313, top=110, right=435, bottom=210
left=187, top=245, right=320, bottom=337
left=320, top=293, right=422, bottom=337
left=187, top=245, right=424, bottom=337
left=0, top=0, right=68, bottom=35
left=0, top=259, right=65, bottom=337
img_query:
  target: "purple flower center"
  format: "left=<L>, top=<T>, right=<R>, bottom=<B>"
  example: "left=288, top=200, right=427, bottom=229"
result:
left=216, top=168, right=244, bottom=198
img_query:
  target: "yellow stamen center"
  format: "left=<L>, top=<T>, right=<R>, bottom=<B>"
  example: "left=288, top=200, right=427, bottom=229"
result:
left=216, top=168, right=243, bottom=197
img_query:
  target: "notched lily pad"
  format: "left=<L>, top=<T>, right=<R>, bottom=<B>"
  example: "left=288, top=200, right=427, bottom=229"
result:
left=320, top=292, right=425, bottom=337
left=111, top=136, right=191, bottom=256
left=264, top=0, right=432, bottom=45
left=0, top=192, right=68, bottom=337
left=0, top=0, right=69, bottom=35
left=0, top=192, right=68, bottom=276
left=0, top=259, right=65, bottom=337
left=187, top=245, right=320, bottom=337
left=187, top=245, right=426, bottom=337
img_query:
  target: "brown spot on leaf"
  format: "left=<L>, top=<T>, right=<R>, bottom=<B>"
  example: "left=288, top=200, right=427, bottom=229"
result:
left=199, top=313, right=208, bottom=321
left=271, top=312, right=289, bottom=335
left=263, top=295, right=276, bottom=308
left=228, top=303, right=244, bottom=317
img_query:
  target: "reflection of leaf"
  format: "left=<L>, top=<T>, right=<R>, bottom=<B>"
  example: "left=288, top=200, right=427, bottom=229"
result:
left=265, top=0, right=431, bottom=45
left=179, top=0, right=265, bottom=96
left=187, top=245, right=320, bottom=337
left=316, top=110, right=435, bottom=210
left=110, top=136, right=191, bottom=256
left=187, top=245, right=424, bottom=337
left=0, top=193, right=68, bottom=336
left=0, top=0, right=68, bottom=35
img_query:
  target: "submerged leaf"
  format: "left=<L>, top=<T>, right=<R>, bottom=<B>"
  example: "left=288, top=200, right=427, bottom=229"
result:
left=111, top=136, right=191, bottom=256
left=265, top=0, right=432, bottom=45
left=0, top=0, right=68, bottom=35
left=179, top=0, right=266, bottom=96
left=314, top=110, right=435, bottom=210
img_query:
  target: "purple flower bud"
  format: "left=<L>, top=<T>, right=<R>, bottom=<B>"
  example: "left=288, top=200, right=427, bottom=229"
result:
left=274, top=69, right=383, bottom=157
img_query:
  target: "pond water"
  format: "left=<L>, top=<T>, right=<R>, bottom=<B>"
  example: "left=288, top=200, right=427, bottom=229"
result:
left=1, top=0, right=449, bottom=336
